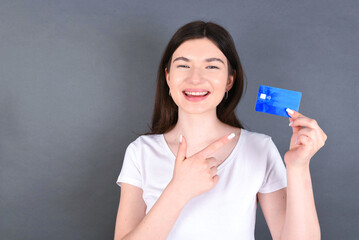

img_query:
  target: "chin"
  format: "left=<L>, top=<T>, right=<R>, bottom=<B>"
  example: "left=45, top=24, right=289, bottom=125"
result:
left=179, top=105, right=218, bottom=115
left=173, top=96, right=223, bottom=115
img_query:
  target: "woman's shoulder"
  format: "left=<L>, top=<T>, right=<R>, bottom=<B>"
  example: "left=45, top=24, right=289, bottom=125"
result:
left=242, top=128, right=271, bottom=139
left=241, top=128, right=273, bottom=146
left=127, top=133, right=164, bottom=149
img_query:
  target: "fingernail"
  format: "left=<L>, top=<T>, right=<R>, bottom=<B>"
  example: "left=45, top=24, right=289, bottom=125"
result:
left=179, top=134, right=182, bottom=143
left=227, top=133, right=235, bottom=140
left=286, top=108, right=294, bottom=115
left=289, top=122, right=293, bottom=126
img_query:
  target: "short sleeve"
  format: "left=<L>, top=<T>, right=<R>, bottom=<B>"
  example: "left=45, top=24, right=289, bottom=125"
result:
left=116, top=143, right=142, bottom=188
left=258, top=138, right=287, bottom=193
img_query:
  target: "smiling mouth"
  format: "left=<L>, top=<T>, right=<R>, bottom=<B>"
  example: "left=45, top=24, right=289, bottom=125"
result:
left=183, top=91, right=210, bottom=96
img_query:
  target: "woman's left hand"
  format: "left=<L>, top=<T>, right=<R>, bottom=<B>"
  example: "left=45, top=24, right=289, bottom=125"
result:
left=284, top=109, right=327, bottom=168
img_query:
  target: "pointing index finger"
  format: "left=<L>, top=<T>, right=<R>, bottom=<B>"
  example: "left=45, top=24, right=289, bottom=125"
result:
left=197, top=133, right=235, bottom=158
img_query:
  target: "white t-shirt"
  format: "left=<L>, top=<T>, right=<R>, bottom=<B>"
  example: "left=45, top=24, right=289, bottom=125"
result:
left=116, top=129, right=287, bottom=240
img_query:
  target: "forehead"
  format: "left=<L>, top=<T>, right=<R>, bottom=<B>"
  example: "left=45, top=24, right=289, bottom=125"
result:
left=172, top=38, right=227, bottom=62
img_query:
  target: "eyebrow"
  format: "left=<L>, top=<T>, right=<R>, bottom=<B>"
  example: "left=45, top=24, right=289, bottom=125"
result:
left=205, top=58, right=225, bottom=65
left=172, top=57, right=225, bottom=65
left=172, top=57, right=190, bottom=63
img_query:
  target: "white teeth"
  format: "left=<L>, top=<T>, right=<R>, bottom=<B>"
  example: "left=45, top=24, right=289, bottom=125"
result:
left=184, top=91, right=208, bottom=96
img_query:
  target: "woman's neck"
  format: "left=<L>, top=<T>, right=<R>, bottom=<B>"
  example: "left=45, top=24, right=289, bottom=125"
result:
left=169, top=109, right=231, bottom=147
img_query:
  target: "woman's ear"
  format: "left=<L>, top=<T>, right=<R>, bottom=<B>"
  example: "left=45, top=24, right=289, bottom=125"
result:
left=226, top=70, right=236, bottom=91
left=165, top=68, right=170, bottom=85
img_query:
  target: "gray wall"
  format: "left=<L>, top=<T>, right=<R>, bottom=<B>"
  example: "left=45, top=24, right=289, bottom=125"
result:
left=1, top=0, right=358, bottom=239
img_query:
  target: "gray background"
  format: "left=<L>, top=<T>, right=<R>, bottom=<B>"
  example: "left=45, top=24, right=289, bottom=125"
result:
left=1, top=0, right=358, bottom=239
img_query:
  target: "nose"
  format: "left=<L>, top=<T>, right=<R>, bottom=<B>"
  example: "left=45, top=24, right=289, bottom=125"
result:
left=187, top=67, right=204, bottom=84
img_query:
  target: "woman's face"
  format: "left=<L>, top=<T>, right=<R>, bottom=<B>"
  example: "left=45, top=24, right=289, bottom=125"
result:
left=166, top=38, right=234, bottom=115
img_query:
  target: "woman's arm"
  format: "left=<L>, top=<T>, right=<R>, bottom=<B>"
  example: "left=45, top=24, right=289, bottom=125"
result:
left=259, top=109, right=326, bottom=240
left=281, top=110, right=326, bottom=239
left=114, top=184, right=146, bottom=240
left=257, top=189, right=287, bottom=240
left=258, top=166, right=320, bottom=240
left=114, top=134, right=235, bottom=240
left=281, top=165, right=320, bottom=239
left=114, top=182, right=189, bottom=240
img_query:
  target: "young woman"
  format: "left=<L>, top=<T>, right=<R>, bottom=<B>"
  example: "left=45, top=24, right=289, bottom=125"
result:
left=114, top=21, right=327, bottom=240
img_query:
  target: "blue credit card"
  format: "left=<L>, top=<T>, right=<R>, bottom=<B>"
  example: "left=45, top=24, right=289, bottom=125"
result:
left=255, top=85, right=302, bottom=117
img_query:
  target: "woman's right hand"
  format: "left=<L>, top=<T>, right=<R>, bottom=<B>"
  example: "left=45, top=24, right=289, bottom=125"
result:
left=169, top=133, right=235, bottom=203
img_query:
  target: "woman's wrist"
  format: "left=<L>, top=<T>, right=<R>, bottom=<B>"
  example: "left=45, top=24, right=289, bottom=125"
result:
left=284, top=155, right=311, bottom=171
left=286, top=164, right=311, bottom=178
left=165, top=180, right=191, bottom=207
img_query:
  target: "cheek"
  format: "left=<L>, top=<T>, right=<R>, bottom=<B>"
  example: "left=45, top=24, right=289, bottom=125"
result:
left=211, top=75, right=228, bottom=89
left=168, top=72, right=186, bottom=88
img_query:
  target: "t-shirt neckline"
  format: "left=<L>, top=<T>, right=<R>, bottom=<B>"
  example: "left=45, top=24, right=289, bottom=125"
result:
left=160, top=129, right=246, bottom=171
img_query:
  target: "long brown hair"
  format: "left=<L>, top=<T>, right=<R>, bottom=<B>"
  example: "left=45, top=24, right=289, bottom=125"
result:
left=147, top=21, right=246, bottom=134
